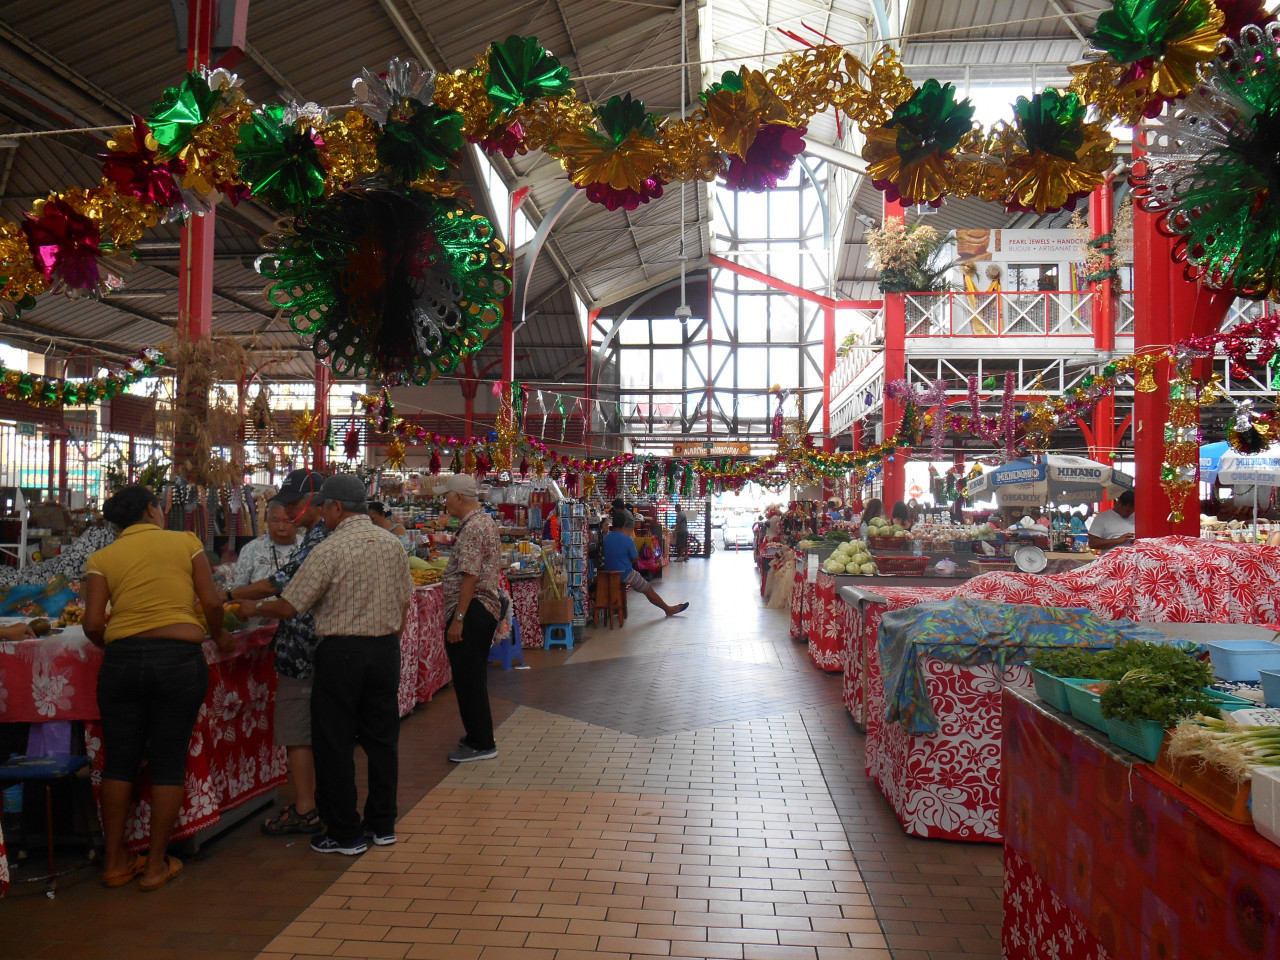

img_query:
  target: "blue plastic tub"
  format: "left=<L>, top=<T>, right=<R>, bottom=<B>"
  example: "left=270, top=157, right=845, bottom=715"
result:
left=1205, top=639, right=1280, bottom=682
left=1261, top=670, right=1280, bottom=707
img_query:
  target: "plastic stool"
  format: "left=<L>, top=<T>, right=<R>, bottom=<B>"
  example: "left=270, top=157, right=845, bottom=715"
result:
left=0, top=752, right=90, bottom=896
left=489, top=616, right=525, bottom=669
left=543, top=623, right=574, bottom=650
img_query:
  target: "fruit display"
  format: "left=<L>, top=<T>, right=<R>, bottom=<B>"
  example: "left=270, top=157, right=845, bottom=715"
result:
left=55, top=603, right=85, bottom=627
left=867, top=516, right=909, bottom=539
left=822, top=539, right=877, bottom=576
left=411, top=555, right=448, bottom=586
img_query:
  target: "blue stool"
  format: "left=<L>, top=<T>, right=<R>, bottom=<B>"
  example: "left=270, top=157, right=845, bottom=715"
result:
left=0, top=751, right=90, bottom=896
left=543, top=622, right=574, bottom=650
left=489, top=616, right=525, bottom=669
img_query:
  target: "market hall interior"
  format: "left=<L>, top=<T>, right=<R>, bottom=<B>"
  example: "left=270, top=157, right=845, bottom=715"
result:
left=0, top=548, right=1001, bottom=960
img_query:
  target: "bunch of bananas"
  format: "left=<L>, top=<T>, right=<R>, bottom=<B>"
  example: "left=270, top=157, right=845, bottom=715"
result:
left=56, top=603, right=85, bottom=627
left=411, top=569, right=442, bottom=586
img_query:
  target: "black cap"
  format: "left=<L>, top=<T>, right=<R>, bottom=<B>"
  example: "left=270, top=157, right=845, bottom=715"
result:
left=273, top=469, right=325, bottom=505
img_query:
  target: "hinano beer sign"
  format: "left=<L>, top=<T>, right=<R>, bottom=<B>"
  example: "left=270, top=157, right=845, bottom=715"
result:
left=671, top=442, right=751, bottom=457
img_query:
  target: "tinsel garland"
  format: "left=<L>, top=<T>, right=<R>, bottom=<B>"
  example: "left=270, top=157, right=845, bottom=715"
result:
left=0, top=346, right=164, bottom=408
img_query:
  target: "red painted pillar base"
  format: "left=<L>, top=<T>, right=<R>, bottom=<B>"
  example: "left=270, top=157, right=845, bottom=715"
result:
left=880, top=198, right=908, bottom=507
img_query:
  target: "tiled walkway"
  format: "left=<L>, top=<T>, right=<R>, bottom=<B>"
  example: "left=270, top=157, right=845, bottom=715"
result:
left=0, top=550, right=1001, bottom=959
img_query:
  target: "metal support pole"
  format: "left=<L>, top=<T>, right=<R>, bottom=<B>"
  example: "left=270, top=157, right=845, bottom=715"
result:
left=313, top=360, right=332, bottom=471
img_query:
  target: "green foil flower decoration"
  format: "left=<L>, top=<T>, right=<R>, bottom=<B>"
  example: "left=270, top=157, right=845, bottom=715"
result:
left=699, top=70, right=746, bottom=104
left=146, top=72, right=222, bottom=156
left=378, top=104, right=465, bottom=182
left=235, top=104, right=327, bottom=208
left=1015, top=89, right=1086, bottom=160
left=257, top=189, right=510, bottom=383
left=1090, top=0, right=1216, bottom=62
left=485, top=36, right=573, bottom=118
left=598, top=94, right=659, bottom=145
left=886, top=79, right=974, bottom=165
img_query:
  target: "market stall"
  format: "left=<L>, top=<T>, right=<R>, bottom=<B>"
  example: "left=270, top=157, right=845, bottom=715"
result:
left=0, top=623, right=287, bottom=864
left=840, top=537, right=1280, bottom=842
left=1002, top=687, right=1280, bottom=960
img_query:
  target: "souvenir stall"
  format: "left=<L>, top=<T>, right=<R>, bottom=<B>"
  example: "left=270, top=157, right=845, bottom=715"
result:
left=839, top=538, right=1280, bottom=842
left=0, top=622, right=287, bottom=877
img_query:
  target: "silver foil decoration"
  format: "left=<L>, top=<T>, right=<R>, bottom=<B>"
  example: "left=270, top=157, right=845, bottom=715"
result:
left=352, top=59, right=437, bottom=125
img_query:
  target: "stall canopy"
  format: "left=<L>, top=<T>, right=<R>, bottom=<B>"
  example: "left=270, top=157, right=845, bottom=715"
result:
left=1199, top=441, right=1232, bottom=485
left=966, top=455, right=1134, bottom=507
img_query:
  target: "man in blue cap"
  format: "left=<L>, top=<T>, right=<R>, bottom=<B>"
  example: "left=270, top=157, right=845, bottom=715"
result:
left=228, top=468, right=328, bottom=837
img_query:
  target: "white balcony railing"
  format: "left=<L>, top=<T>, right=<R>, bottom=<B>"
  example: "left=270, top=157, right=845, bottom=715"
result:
left=829, top=307, right=885, bottom=399
left=905, top=290, right=1106, bottom=337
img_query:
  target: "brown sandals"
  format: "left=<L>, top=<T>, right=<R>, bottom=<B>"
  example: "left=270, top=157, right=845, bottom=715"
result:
left=261, top=803, right=323, bottom=835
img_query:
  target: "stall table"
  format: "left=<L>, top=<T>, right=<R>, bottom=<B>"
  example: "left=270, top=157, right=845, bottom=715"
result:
left=1003, top=687, right=1280, bottom=960
left=838, top=536, right=1280, bottom=844
left=0, top=624, right=288, bottom=865
left=397, top=583, right=451, bottom=716
left=508, top=576, right=543, bottom=647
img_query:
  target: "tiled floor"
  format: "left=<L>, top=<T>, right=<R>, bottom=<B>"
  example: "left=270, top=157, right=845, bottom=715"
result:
left=0, top=550, right=1001, bottom=959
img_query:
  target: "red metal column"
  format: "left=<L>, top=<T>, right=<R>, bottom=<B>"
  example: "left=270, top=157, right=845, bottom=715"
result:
left=584, top=308, right=598, bottom=450
left=1089, top=181, right=1118, bottom=506
left=313, top=359, right=332, bottom=471
left=880, top=197, right=908, bottom=506
left=822, top=303, right=836, bottom=453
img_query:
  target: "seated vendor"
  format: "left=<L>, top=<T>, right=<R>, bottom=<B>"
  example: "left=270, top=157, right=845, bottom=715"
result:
left=1088, top=490, right=1136, bottom=552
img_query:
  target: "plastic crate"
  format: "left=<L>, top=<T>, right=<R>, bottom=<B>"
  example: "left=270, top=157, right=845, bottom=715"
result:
left=1154, top=740, right=1253, bottom=823
left=1031, top=669, right=1072, bottom=713
left=1104, top=716, right=1167, bottom=762
left=868, top=535, right=909, bottom=552
left=875, top=555, right=929, bottom=577
left=970, top=559, right=1017, bottom=573
left=1252, top=767, right=1280, bottom=847
left=1063, top=678, right=1110, bottom=732
left=1262, top=669, right=1280, bottom=707
left=1206, top=639, right=1280, bottom=682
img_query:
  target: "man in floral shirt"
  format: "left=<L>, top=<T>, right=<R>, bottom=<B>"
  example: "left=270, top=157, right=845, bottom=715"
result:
left=228, top=469, right=328, bottom=835
left=440, top=474, right=504, bottom=763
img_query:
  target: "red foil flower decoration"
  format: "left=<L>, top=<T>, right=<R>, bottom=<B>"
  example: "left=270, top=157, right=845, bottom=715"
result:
left=22, top=199, right=104, bottom=292
left=475, top=119, right=529, bottom=158
left=584, top=178, right=665, bottom=212
left=100, top=117, right=186, bottom=209
left=428, top=448, right=441, bottom=475
left=722, top=124, right=807, bottom=192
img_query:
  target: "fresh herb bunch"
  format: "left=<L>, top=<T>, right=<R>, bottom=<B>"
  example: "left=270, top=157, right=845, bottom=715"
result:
left=1100, top=664, right=1220, bottom=727
left=1030, top=641, right=1209, bottom=682
left=1030, top=647, right=1104, bottom=679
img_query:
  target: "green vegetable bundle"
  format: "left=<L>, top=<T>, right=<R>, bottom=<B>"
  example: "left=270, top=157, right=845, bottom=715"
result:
left=1168, top=715, right=1280, bottom=784
left=1031, top=641, right=1205, bottom=682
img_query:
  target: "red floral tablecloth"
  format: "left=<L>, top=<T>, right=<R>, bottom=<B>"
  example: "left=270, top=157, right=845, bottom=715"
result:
left=1002, top=687, right=1280, bottom=960
left=509, top=578, right=543, bottom=647
left=0, top=820, right=7, bottom=898
left=0, top=625, right=288, bottom=862
left=790, top=568, right=813, bottom=642
left=807, top=572, right=847, bottom=673
left=398, top=584, right=450, bottom=716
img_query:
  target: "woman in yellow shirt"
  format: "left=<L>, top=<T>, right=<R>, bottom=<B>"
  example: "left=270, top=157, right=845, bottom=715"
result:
left=83, top=485, right=232, bottom=891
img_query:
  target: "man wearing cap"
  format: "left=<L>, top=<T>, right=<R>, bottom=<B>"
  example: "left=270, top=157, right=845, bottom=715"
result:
left=253, top=474, right=413, bottom=855
left=441, top=474, right=504, bottom=763
left=228, top=468, right=328, bottom=837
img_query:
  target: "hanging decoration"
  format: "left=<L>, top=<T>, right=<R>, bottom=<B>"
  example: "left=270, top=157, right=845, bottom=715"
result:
left=1162, top=358, right=1204, bottom=522
left=12, top=2, right=1279, bottom=333
left=1132, top=22, right=1280, bottom=298
left=343, top=421, right=361, bottom=460
left=0, top=346, right=163, bottom=409
left=257, top=187, right=509, bottom=384
left=1227, top=398, right=1275, bottom=453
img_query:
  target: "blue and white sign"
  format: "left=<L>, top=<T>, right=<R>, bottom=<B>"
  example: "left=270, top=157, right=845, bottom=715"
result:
left=966, top=454, right=1133, bottom=507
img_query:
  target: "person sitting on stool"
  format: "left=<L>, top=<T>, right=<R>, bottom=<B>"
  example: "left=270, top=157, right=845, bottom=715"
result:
left=602, top=510, right=688, bottom=617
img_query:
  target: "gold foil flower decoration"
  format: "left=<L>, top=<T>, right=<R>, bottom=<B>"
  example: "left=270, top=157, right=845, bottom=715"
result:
left=320, top=110, right=381, bottom=192
left=702, top=68, right=791, bottom=159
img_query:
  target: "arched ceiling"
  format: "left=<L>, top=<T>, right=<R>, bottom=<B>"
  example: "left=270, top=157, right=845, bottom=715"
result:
left=0, top=0, right=1121, bottom=382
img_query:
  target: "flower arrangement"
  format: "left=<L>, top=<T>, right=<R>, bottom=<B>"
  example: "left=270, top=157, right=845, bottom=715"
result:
left=865, top=220, right=954, bottom=293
